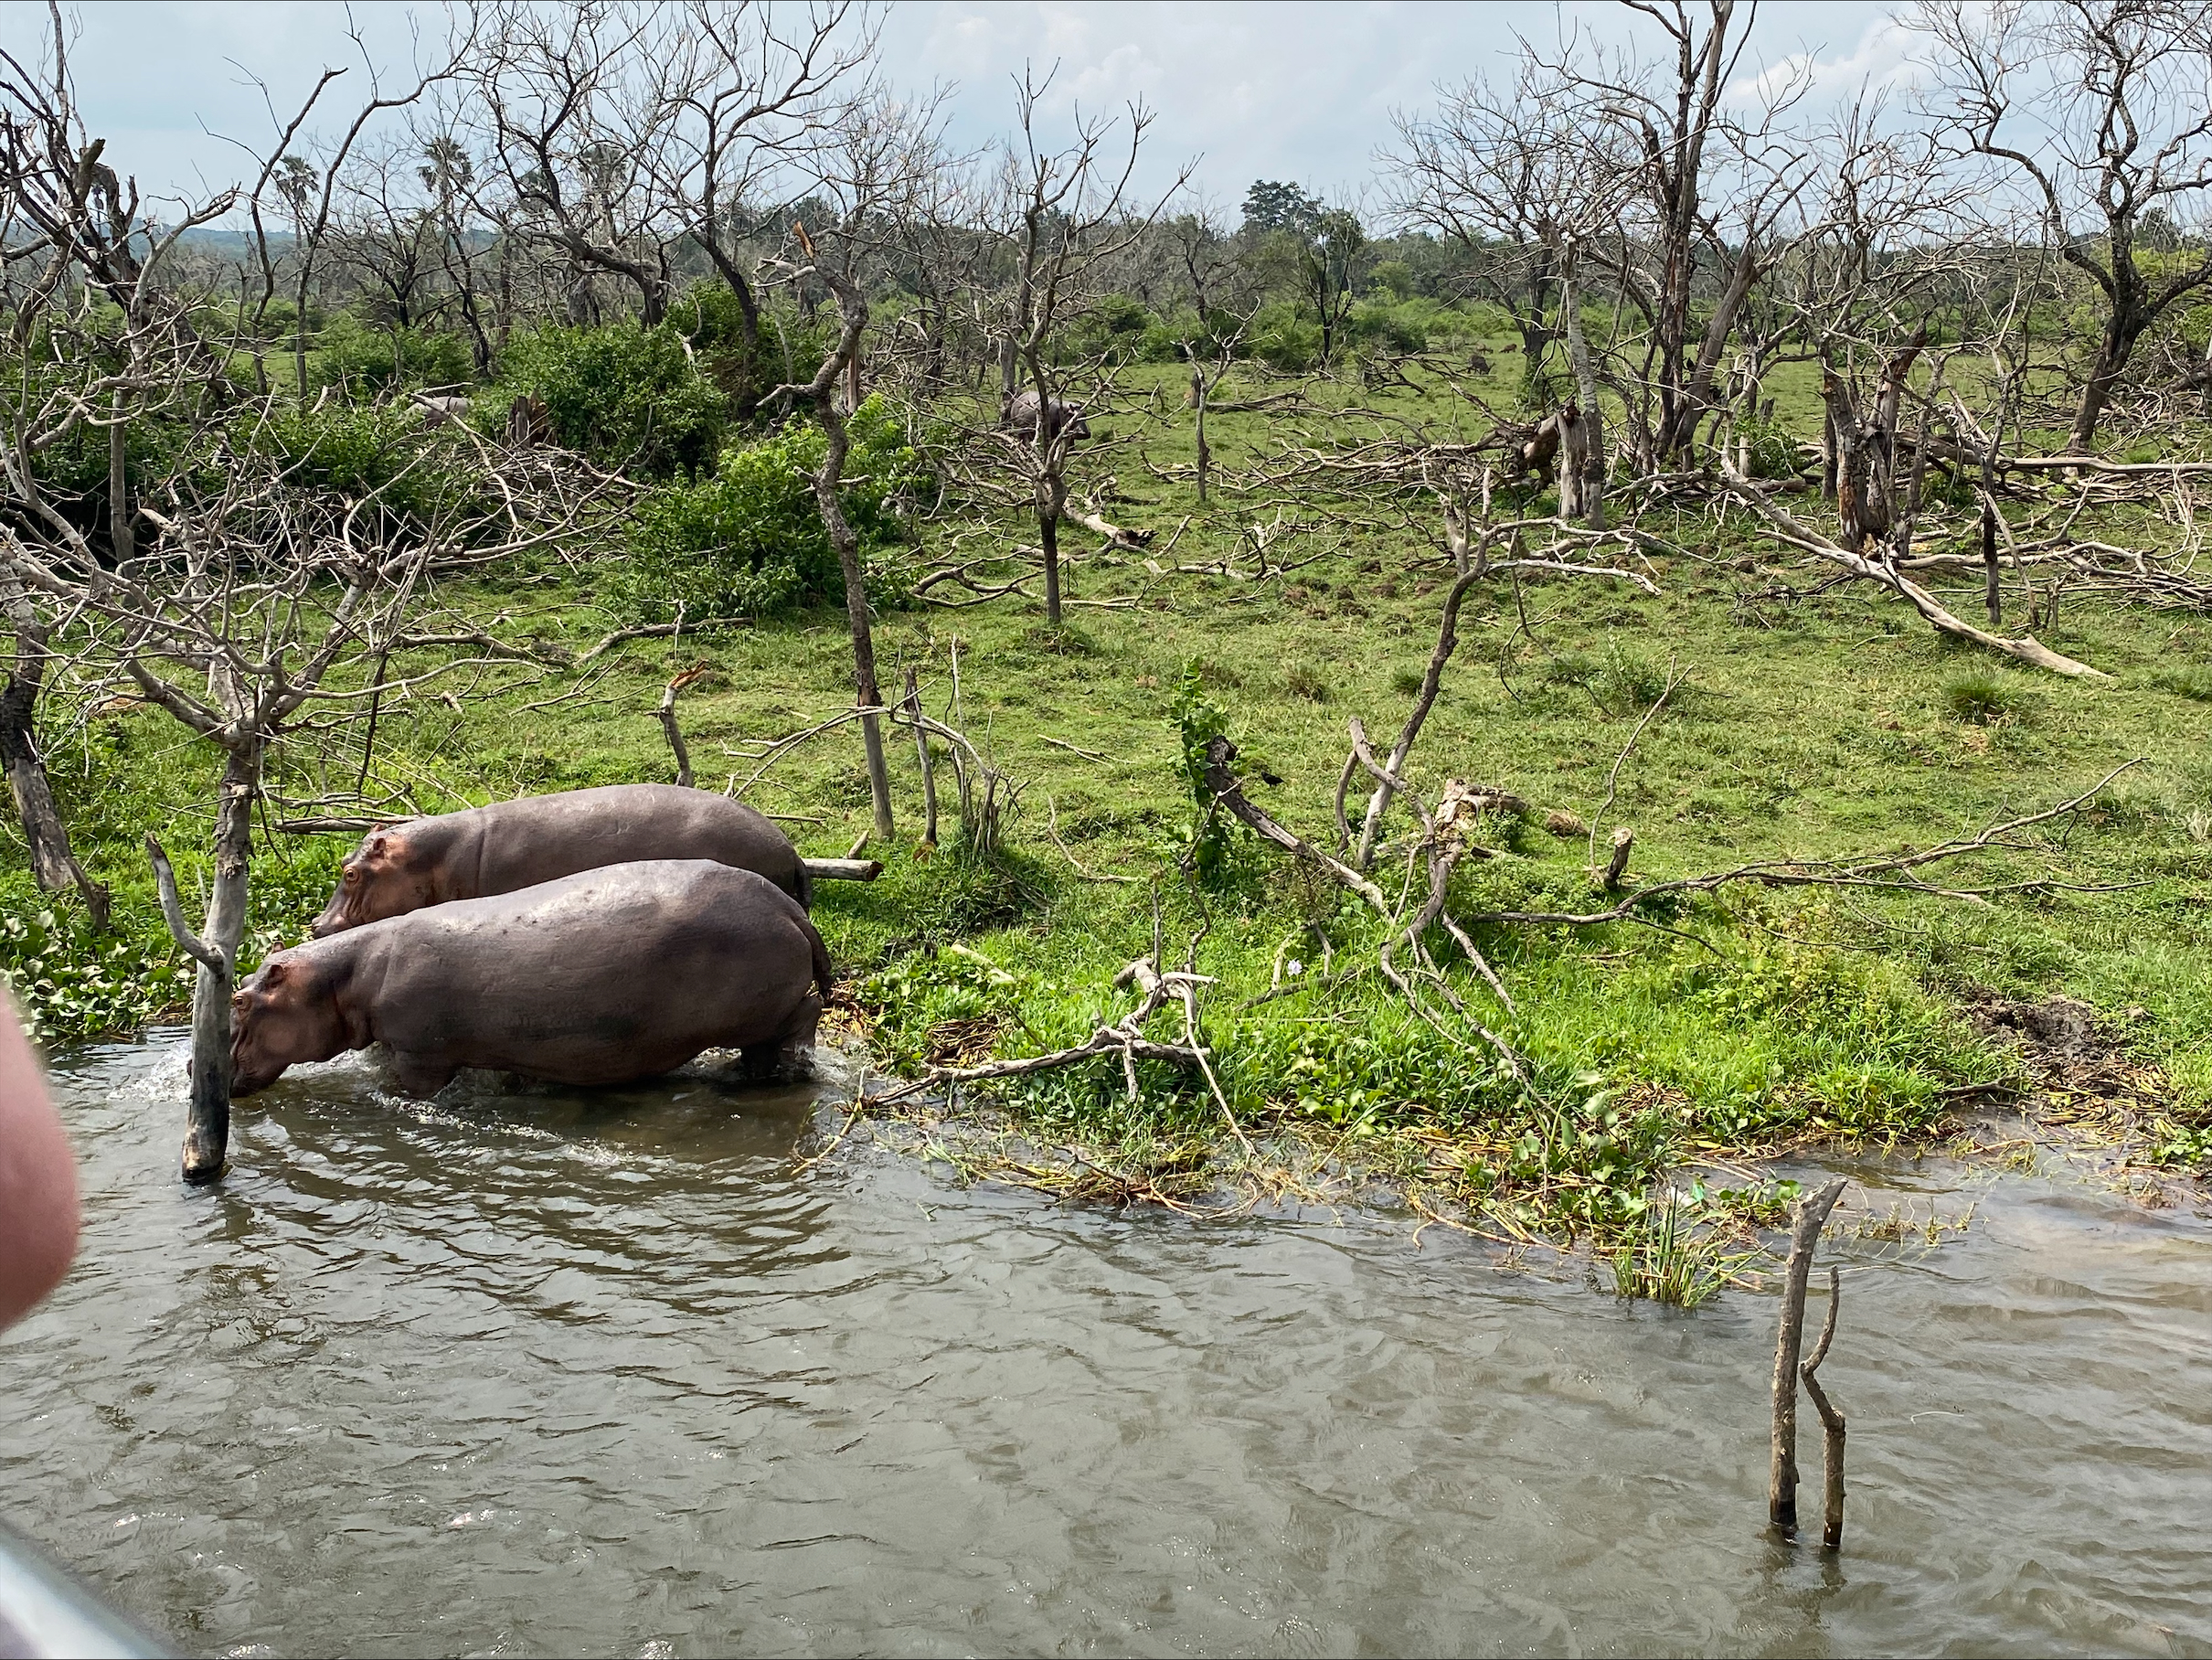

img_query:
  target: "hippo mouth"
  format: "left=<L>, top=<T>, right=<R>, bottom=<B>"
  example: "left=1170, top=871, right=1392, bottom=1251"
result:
left=229, top=1066, right=281, bottom=1097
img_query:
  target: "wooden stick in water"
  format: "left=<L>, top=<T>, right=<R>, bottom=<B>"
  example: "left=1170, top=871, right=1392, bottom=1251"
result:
left=1770, top=1176, right=1847, bottom=1534
left=1799, top=1263, right=1848, bottom=1550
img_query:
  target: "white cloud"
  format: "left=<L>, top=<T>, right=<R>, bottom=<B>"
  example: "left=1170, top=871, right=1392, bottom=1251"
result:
left=7, top=0, right=1907, bottom=215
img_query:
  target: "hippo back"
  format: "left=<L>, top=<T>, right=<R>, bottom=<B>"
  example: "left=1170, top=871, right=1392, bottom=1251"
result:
left=460, top=784, right=808, bottom=907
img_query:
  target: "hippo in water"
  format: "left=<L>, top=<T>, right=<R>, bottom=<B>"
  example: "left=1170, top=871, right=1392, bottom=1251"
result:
left=236, top=861, right=830, bottom=1099
left=312, top=783, right=807, bottom=938
left=1003, top=388, right=1090, bottom=443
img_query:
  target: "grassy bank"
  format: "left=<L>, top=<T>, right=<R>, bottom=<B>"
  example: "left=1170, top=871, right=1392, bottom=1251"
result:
left=6, top=359, right=2209, bottom=1251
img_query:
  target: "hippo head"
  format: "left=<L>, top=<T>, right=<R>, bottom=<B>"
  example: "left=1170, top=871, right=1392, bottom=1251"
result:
left=311, top=829, right=433, bottom=937
left=229, top=955, right=349, bottom=1096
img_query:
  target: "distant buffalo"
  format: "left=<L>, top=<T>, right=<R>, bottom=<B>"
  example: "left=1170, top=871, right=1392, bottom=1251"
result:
left=1004, top=388, right=1090, bottom=443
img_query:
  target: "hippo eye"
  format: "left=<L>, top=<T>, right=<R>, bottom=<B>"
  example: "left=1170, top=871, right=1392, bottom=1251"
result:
left=342, top=867, right=361, bottom=885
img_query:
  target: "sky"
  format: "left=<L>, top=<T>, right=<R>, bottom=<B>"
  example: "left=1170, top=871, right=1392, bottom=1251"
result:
left=1, top=0, right=1925, bottom=216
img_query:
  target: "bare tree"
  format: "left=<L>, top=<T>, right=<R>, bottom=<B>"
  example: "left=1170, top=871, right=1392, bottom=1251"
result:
left=764, top=93, right=948, bottom=845
left=1915, top=0, right=2212, bottom=452
left=0, top=3, right=250, bottom=925
left=972, top=69, right=1188, bottom=624
left=657, top=0, right=877, bottom=395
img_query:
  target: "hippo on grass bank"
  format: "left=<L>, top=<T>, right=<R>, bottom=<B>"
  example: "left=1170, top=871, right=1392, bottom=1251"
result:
left=238, top=861, right=830, bottom=1099
left=311, top=783, right=808, bottom=938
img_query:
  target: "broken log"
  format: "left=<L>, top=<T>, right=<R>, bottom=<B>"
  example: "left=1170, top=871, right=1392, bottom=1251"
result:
left=803, top=857, right=883, bottom=883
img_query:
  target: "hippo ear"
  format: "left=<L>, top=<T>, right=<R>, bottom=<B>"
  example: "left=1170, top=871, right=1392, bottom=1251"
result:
left=361, top=832, right=393, bottom=866
left=261, top=961, right=288, bottom=986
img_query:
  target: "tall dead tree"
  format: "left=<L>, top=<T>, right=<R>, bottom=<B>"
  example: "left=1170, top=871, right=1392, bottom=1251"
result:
left=973, top=70, right=1186, bottom=625
left=655, top=0, right=874, bottom=398
left=1915, top=0, right=2212, bottom=453
left=765, top=95, right=947, bottom=846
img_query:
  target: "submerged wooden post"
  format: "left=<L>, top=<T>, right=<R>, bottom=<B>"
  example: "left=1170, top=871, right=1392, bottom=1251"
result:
left=1799, top=1264, right=1848, bottom=1550
left=145, top=832, right=235, bottom=1184
left=1770, top=1176, right=1847, bottom=1534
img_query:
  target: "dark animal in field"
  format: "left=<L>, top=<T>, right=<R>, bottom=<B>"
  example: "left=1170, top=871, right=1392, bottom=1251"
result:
left=1003, top=388, right=1090, bottom=442
left=1466, top=347, right=1492, bottom=375
left=310, top=783, right=808, bottom=938
left=236, top=861, right=830, bottom=1099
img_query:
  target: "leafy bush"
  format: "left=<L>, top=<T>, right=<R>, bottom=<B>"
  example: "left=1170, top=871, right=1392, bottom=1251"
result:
left=0, top=900, right=189, bottom=1046
left=258, top=402, right=487, bottom=526
left=611, top=394, right=923, bottom=621
left=1726, top=413, right=1803, bottom=480
left=311, top=313, right=472, bottom=394
left=495, top=320, right=728, bottom=476
left=1061, top=294, right=1158, bottom=365
left=1249, top=302, right=1322, bottom=373
left=666, top=284, right=839, bottom=411
left=1345, top=299, right=1428, bottom=356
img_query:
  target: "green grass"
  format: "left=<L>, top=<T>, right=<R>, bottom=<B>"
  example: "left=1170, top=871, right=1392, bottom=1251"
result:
left=7, top=354, right=2212, bottom=1265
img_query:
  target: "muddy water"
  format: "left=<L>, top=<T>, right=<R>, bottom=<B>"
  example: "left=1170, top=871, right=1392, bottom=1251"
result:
left=1, top=1033, right=2207, bottom=1658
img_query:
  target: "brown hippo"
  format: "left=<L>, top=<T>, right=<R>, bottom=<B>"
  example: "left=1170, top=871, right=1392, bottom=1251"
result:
left=237, top=861, right=829, bottom=1099
left=312, top=783, right=807, bottom=938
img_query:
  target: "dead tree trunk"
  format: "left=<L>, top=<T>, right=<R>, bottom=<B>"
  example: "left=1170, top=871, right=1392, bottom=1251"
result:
left=904, top=665, right=937, bottom=856
left=0, top=609, right=108, bottom=928
left=1799, top=1264, right=1849, bottom=1551
left=1189, top=361, right=1211, bottom=505
left=1981, top=495, right=2002, bottom=626
left=798, top=239, right=894, bottom=843
left=1558, top=264, right=1605, bottom=528
left=1038, top=469, right=1066, bottom=625
left=107, top=389, right=133, bottom=563
left=1823, top=331, right=1926, bottom=553
left=161, top=739, right=261, bottom=1184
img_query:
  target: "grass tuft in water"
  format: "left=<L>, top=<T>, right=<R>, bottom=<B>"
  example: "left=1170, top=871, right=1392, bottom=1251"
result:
left=1608, top=1194, right=1751, bottom=1308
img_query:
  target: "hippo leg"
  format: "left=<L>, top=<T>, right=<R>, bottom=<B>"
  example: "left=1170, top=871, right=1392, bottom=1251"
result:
left=739, top=993, right=822, bottom=1081
left=388, top=1052, right=458, bottom=1099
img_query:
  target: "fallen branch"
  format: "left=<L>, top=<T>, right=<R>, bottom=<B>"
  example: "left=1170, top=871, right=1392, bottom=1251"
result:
left=1721, top=460, right=2111, bottom=679
left=803, top=857, right=883, bottom=882
left=871, top=928, right=1252, bottom=1159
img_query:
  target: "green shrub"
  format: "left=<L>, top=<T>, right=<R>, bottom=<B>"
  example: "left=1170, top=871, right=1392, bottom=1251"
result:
left=1061, top=294, right=1158, bottom=365
left=494, top=320, right=728, bottom=476
left=1345, top=299, right=1428, bottom=356
left=310, top=313, right=472, bottom=394
left=258, top=402, right=487, bottom=526
left=1168, top=664, right=1243, bottom=890
left=1250, top=302, right=1321, bottom=373
left=1726, top=412, right=1803, bottom=480
left=1942, top=666, right=2026, bottom=725
left=0, top=900, right=190, bottom=1046
left=666, top=285, right=839, bottom=411
left=611, top=394, right=923, bottom=621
